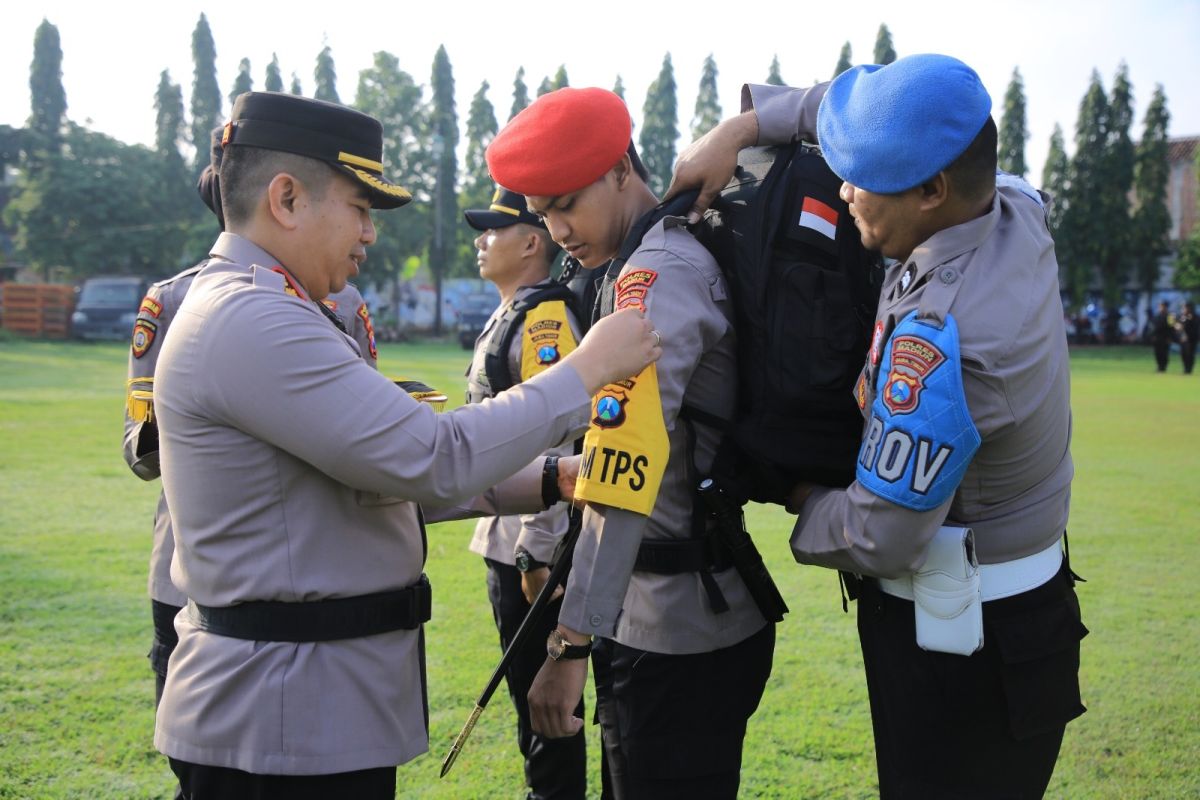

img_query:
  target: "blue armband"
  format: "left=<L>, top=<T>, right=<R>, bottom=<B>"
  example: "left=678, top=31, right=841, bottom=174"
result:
left=856, top=310, right=980, bottom=511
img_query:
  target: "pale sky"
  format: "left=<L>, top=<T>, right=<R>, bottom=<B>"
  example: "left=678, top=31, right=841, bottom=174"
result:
left=3, top=0, right=1198, bottom=184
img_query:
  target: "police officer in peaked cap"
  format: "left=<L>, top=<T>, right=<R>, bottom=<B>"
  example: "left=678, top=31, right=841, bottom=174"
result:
left=151, top=91, right=660, bottom=798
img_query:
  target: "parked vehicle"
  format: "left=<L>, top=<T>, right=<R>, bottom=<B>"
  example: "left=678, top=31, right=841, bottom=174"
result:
left=71, top=275, right=150, bottom=341
left=457, top=293, right=499, bottom=349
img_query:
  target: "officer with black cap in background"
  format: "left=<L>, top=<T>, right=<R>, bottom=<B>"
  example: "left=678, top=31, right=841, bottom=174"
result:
left=150, top=92, right=660, bottom=798
left=463, top=185, right=587, bottom=799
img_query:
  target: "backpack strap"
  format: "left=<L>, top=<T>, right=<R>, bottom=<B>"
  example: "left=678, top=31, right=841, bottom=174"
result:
left=596, top=191, right=699, bottom=322
left=482, top=281, right=579, bottom=395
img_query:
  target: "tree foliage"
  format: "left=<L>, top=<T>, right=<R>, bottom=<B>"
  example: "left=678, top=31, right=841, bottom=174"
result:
left=613, top=75, right=626, bottom=100
left=552, top=65, right=569, bottom=91
left=1130, top=85, right=1171, bottom=294
left=314, top=45, right=340, bottom=104
left=4, top=125, right=188, bottom=279
left=640, top=53, right=678, bottom=197
left=767, top=55, right=784, bottom=86
left=536, top=75, right=554, bottom=97
left=1097, top=63, right=1135, bottom=325
left=354, top=51, right=432, bottom=292
left=834, top=42, right=853, bottom=78
left=872, top=24, right=897, bottom=65
left=1057, top=71, right=1109, bottom=308
left=510, top=67, right=529, bottom=120
left=998, top=67, right=1028, bottom=177
left=460, top=81, right=498, bottom=272
left=691, top=54, right=721, bottom=141
left=190, top=14, right=221, bottom=177
left=230, top=58, right=253, bottom=106
left=1042, top=124, right=1069, bottom=244
left=290, top=72, right=303, bottom=95
left=429, top=45, right=459, bottom=333
left=1175, top=136, right=1200, bottom=293
left=29, top=19, right=66, bottom=156
left=265, top=54, right=284, bottom=93
left=154, top=71, right=193, bottom=267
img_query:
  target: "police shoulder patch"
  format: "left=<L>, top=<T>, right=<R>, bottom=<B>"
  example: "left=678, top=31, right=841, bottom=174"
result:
left=855, top=310, right=980, bottom=511
left=131, top=319, right=158, bottom=358
left=616, top=268, right=658, bottom=311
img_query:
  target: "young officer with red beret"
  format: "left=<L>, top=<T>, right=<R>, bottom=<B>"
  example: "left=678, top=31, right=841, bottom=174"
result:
left=670, top=54, right=1086, bottom=798
left=487, top=88, right=774, bottom=799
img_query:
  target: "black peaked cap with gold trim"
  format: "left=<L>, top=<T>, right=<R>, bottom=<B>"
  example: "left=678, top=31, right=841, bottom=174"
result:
left=463, top=186, right=544, bottom=231
left=225, top=91, right=411, bottom=209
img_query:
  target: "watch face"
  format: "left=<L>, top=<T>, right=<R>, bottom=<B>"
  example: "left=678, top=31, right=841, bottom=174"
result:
left=547, top=630, right=566, bottom=660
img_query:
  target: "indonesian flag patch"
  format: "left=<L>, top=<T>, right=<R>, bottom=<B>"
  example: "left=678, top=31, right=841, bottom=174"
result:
left=798, top=196, right=838, bottom=240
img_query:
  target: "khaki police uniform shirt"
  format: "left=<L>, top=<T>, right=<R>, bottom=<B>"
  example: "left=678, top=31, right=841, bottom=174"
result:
left=123, top=264, right=201, bottom=608
left=558, top=218, right=767, bottom=655
left=745, top=84, right=1073, bottom=577
left=152, top=233, right=591, bottom=775
left=122, top=256, right=378, bottom=608
left=466, top=286, right=581, bottom=565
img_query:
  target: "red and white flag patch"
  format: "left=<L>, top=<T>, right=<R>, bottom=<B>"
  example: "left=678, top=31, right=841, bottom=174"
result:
left=798, top=196, right=838, bottom=240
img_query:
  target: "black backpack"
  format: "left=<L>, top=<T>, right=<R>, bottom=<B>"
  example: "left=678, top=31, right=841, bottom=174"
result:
left=594, top=143, right=884, bottom=506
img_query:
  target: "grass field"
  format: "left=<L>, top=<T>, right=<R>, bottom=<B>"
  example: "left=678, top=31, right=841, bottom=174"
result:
left=0, top=339, right=1197, bottom=799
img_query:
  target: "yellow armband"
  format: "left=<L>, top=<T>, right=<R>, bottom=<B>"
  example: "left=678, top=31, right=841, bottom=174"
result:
left=574, top=364, right=669, bottom=516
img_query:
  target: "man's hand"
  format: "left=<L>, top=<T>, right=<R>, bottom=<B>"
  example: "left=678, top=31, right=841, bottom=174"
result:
left=528, top=650, right=589, bottom=739
left=664, top=111, right=759, bottom=223
left=563, top=308, right=662, bottom=396
left=520, top=565, right=562, bottom=605
left=557, top=454, right=582, bottom=503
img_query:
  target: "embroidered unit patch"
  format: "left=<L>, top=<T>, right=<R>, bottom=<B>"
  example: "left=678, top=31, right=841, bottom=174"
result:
left=856, top=310, right=980, bottom=511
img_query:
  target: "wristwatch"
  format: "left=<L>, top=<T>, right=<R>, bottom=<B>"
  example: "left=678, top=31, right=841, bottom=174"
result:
left=547, top=629, right=592, bottom=661
left=541, top=456, right=561, bottom=508
left=514, top=547, right=545, bottom=573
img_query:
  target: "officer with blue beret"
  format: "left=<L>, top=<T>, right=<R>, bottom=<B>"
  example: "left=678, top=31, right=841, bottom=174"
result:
left=669, top=54, right=1087, bottom=798
left=151, top=91, right=661, bottom=799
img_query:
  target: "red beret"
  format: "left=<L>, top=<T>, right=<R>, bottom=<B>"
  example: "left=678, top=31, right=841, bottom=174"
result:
left=487, top=87, right=632, bottom=197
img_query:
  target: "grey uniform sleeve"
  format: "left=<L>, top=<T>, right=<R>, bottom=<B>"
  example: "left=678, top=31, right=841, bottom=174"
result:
left=512, top=305, right=583, bottom=563
left=741, top=82, right=830, bottom=147
left=195, top=294, right=591, bottom=506
left=122, top=281, right=175, bottom=480
left=558, top=249, right=728, bottom=637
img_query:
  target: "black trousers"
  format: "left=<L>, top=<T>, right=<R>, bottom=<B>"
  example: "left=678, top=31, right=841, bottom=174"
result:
left=1181, top=340, right=1196, bottom=374
left=592, top=622, right=775, bottom=800
left=1153, top=340, right=1171, bottom=371
left=485, top=559, right=587, bottom=800
left=150, top=599, right=183, bottom=707
left=168, top=758, right=395, bottom=800
left=857, top=566, right=1087, bottom=800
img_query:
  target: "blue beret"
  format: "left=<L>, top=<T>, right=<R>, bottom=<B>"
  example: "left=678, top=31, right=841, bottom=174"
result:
left=817, top=54, right=992, bottom=194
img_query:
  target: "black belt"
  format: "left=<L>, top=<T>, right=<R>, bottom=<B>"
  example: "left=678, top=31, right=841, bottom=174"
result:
left=188, top=574, right=432, bottom=642
left=634, top=537, right=734, bottom=575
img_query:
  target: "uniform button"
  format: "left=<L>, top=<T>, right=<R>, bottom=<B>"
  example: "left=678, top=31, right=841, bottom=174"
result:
left=589, top=614, right=603, bottom=627
left=939, top=268, right=958, bottom=284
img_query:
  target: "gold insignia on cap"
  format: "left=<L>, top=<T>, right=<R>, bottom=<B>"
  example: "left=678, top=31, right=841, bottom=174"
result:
left=338, top=151, right=385, bottom=173
left=489, top=203, right=520, bottom=216
left=346, top=167, right=412, bottom=201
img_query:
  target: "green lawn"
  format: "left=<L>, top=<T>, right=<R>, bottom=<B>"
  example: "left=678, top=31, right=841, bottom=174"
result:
left=0, top=340, right=1196, bottom=799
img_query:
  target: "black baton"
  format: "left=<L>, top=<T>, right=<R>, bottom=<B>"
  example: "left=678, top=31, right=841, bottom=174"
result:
left=440, top=505, right=583, bottom=777
left=698, top=478, right=789, bottom=623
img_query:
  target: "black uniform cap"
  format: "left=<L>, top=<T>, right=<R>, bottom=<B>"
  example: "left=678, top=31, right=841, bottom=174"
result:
left=224, top=91, right=411, bottom=209
left=463, top=186, right=545, bottom=231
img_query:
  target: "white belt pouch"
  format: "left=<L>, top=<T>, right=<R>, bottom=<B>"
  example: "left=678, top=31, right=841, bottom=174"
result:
left=891, top=526, right=983, bottom=656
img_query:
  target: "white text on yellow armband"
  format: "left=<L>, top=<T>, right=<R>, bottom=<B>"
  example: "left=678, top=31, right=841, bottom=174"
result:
left=520, top=300, right=577, bottom=381
left=574, top=364, right=669, bottom=516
